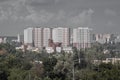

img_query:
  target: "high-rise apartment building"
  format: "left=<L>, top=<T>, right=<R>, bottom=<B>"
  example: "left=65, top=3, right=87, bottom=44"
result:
left=33, top=28, right=43, bottom=48
left=95, top=34, right=111, bottom=44
left=43, top=28, right=52, bottom=47
left=52, top=27, right=70, bottom=47
left=24, top=28, right=33, bottom=45
left=73, top=27, right=92, bottom=49
left=17, top=34, right=24, bottom=43
left=24, top=27, right=93, bottom=49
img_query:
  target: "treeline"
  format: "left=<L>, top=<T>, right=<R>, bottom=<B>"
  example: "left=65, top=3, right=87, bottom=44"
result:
left=0, top=43, right=120, bottom=80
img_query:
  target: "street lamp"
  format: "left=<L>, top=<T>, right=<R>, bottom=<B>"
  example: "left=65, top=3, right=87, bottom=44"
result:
left=72, top=58, right=81, bottom=80
left=72, top=49, right=86, bottom=80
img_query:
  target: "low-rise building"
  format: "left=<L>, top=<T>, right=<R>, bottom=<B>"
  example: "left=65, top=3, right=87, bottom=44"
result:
left=62, top=47, right=73, bottom=53
left=93, top=58, right=120, bottom=64
left=46, top=47, right=54, bottom=53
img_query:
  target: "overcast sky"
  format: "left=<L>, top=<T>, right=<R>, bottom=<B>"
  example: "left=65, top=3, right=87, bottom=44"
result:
left=0, top=0, right=120, bottom=36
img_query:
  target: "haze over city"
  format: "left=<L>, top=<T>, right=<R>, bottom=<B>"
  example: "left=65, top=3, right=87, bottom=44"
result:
left=0, top=0, right=120, bottom=36
left=1, top=1, right=120, bottom=80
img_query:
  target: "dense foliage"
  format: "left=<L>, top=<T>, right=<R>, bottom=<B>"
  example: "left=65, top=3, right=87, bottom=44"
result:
left=0, top=43, right=120, bottom=80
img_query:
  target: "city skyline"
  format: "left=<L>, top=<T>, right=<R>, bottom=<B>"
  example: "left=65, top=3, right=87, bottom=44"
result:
left=23, top=27, right=92, bottom=49
left=0, top=0, right=120, bottom=36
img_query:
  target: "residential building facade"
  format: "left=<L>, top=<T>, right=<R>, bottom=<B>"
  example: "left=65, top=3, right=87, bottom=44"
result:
left=73, top=27, right=92, bottom=49
left=24, top=28, right=33, bottom=46
left=52, top=27, right=70, bottom=47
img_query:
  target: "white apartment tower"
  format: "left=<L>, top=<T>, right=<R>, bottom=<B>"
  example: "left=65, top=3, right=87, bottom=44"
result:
left=24, top=28, right=33, bottom=45
left=73, top=27, right=92, bottom=49
left=43, top=28, right=52, bottom=47
left=33, top=28, right=43, bottom=48
left=52, top=27, right=70, bottom=47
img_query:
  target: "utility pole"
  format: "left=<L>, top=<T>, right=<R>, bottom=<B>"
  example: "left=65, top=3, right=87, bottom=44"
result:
left=29, top=71, right=31, bottom=80
left=73, top=61, right=75, bottom=80
left=72, top=56, right=81, bottom=80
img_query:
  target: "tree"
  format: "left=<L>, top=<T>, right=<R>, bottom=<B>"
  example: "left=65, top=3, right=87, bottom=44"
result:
left=8, top=68, right=29, bottom=80
left=42, top=56, right=57, bottom=79
left=0, top=43, right=16, bottom=54
left=54, top=53, right=74, bottom=80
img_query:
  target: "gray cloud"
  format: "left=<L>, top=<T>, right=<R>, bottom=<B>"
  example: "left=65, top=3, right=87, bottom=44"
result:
left=26, top=0, right=58, bottom=6
left=0, top=0, right=120, bottom=36
left=104, top=9, right=117, bottom=16
left=0, top=0, right=8, bottom=3
left=23, top=8, right=94, bottom=28
left=25, top=10, right=54, bottom=24
left=67, top=9, right=94, bottom=27
left=0, top=8, right=8, bottom=20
